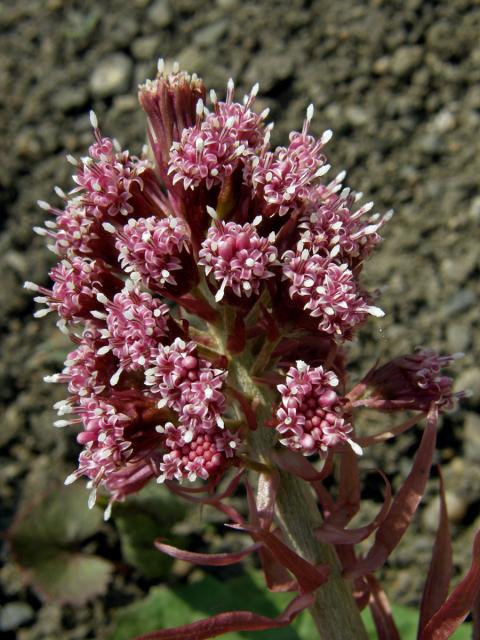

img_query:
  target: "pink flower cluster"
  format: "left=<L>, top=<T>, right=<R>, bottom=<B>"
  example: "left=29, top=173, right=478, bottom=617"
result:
left=28, top=62, right=459, bottom=515
left=275, top=361, right=353, bottom=455
left=360, top=348, right=464, bottom=412
left=198, top=219, right=278, bottom=302
left=168, top=80, right=268, bottom=190
left=145, top=338, right=239, bottom=482
left=113, top=215, right=193, bottom=293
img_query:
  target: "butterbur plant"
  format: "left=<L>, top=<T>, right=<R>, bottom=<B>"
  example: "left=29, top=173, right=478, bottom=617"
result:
left=26, top=59, right=479, bottom=640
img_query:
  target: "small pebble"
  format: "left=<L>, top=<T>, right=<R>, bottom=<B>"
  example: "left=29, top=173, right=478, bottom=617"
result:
left=463, top=413, right=480, bottom=463
left=390, top=46, right=423, bottom=77
left=0, top=602, right=34, bottom=631
left=147, top=0, right=172, bottom=28
left=89, top=53, right=133, bottom=98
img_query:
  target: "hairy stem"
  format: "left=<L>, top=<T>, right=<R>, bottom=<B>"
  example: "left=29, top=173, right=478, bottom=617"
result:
left=230, top=352, right=368, bottom=640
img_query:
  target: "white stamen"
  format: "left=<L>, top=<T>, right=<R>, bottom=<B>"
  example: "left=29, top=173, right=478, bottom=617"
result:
left=34, top=308, right=51, bottom=318
left=88, top=488, right=97, bottom=510
left=315, top=164, right=331, bottom=178
left=96, top=292, right=109, bottom=305
left=90, top=308, right=108, bottom=321
left=367, top=306, right=385, bottom=318
left=321, top=129, right=333, bottom=144
left=89, top=110, right=98, bottom=129
left=54, top=419, right=70, bottom=428
left=110, top=368, right=123, bottom=386
left=97, top=345, right=111, bottom=355
left=64, top=472, right=78, bottom=485
left=37, top=200, right=51, bottom=211
left=102, top=222, right=116, bottom=233
left=347, top=438, right=363, bottom=456
left=44, top=374, right=60, bottom=383
left=196, top=98, right=204, bottom=117
left=104, top=502, right=113, bottom=522
left=24, top=281, right=40, bottom=291
left=206, top=205, right=218, bottom=220
left=215, top=279, right=227, bottom=302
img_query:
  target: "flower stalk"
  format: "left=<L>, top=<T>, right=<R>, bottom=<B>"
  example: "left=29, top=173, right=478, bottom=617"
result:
left=226, top=346, right=367, bottom=640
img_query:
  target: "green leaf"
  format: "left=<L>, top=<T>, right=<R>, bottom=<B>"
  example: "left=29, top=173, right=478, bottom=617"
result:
left=112, top=483, right=187, bottom=579
left=108, top=570, right=473, bottom=640
left=108, top=572, right=302, bottom=640
left=12, top=483, right=102, bottom=563
left=27, top=553, right=113, bottom=606
left=10, top=483, right=112, bottom=605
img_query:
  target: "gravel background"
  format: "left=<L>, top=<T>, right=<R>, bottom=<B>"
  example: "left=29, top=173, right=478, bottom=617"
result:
left=1, top=0, right=479, bottom=638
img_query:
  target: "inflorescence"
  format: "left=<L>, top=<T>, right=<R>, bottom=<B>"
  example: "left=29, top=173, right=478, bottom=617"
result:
left=26, top=61, right=462, bottom=517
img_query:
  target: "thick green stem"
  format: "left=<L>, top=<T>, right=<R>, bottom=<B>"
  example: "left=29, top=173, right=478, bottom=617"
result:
left=229, top=353, right=368, bottom=640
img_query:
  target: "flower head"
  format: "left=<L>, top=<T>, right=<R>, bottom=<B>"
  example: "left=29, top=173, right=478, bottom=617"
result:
left=168, top=79, right=268, bottom=191
left=275, top=361, right=353, bottom=455
left=282, top=250, right=384, bottom=337
left=199, top=219, right=278, bottom=302
left=26, top=257, right=122, bottom=324
left=113, top=215, right=194, bottom=293
left=299, top=178, right=393, bottom=264
left=97, top=285, right=170, bottom=384
left=30, top=64, right=395, bottom=512
left=249, top=106, right=332, bottom=216
left=362, top=349, right=464, bottom=412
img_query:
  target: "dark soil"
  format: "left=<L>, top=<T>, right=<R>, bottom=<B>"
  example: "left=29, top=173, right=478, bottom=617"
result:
left=1, top=0, right=479, bottom=638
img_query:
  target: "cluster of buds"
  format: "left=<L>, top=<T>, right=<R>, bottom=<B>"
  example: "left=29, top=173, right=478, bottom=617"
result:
left=28, top=60, right=469, bottom=640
